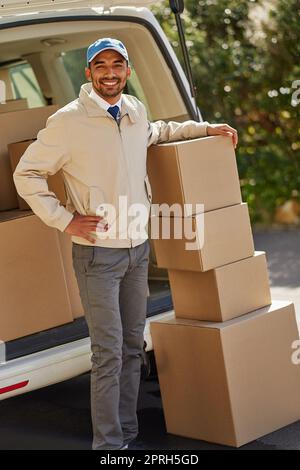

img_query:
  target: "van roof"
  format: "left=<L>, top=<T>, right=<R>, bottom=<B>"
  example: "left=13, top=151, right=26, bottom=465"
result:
left=0, top=0, right=162, bottom=17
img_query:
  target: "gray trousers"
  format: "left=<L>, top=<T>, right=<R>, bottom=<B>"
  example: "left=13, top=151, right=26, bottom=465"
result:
left=72, top=240, right=150, bottom=450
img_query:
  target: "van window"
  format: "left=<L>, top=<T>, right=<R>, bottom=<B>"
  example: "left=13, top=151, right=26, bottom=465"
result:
left=61, top=47, right=152, bottom=119
left=9, top=63, right=46, bottom=108
left=0, top=19, right=191, bottom=120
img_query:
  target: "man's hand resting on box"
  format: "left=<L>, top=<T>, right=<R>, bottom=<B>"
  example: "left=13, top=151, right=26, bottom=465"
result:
left=64, top=211, right=109, bottom=244
left=207, top=123, right=238, bottom=149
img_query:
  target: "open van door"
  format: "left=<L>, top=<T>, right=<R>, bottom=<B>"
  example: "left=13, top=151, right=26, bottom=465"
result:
left=1, top=0, right=199, bottom=120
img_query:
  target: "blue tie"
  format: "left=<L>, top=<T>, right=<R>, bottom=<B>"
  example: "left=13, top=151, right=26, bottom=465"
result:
left=107, top=105, right=119, bottom=121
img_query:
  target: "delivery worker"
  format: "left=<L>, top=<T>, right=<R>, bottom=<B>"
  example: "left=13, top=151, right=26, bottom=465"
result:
left=13, top=38, right=238, bottom=450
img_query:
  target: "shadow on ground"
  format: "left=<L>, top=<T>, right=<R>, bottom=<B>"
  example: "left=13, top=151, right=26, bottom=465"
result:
left=253, top=229, right=300, bottom=288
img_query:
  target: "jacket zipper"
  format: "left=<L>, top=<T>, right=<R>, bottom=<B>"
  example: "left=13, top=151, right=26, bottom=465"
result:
left=111, top=113, right=133, bottom=248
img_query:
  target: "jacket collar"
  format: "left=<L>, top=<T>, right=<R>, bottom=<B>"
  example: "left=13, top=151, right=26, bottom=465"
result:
left=79, top=83, right=138, bottom=123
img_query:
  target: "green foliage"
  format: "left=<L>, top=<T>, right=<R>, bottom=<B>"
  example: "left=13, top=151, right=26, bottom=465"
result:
left=151, top=0, right=300, bottom=223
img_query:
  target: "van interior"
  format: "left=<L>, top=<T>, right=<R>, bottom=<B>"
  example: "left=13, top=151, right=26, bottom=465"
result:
left=0, top=16, right=193, bottom=358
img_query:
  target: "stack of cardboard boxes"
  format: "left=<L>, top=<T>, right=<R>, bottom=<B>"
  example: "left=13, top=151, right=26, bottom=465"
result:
left=0, top=103, right=84, bottom=342
left=147, top=135, right=300, bottom=447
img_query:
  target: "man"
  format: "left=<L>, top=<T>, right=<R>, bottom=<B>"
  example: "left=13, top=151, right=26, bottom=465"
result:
left=13, top=38, right=238, bottom=450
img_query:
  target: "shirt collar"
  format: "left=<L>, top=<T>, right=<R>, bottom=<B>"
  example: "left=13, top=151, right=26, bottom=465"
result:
left=79, top=83, right=138, bottom=123
left=89, top=88, right=122, bottom=111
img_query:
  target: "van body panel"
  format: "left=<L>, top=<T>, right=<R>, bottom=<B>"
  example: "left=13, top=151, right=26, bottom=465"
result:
left=0, top=0, right=163, bottom=16
left=0, top=311, right=175, bottom=400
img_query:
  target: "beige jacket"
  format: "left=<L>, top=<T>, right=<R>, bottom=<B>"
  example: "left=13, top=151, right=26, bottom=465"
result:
left=13, top=83, right=209, bottom=248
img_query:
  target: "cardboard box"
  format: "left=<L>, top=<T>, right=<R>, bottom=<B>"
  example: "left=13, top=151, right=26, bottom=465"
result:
left=169, top=251, right=271, bottom=322
left=0, top=105, right=58, bottom=211
left=8, top=139, right=67, bottom=209
left=0, top=99, right=28, bottom=113
left=57, top=231, right=84, bottom=319
left=151, top=203, right=254, bottom=272
left=0, top=213, right=73, bottom=342
left=151, top=301, right=300, bottom=447
left=0, top=69, right=14, bottom=101
left=147, top=135, right=242, bottom=216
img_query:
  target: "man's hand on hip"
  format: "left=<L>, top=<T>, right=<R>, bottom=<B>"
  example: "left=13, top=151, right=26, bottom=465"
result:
left=64, top=211, right=108, bottom=243
left=207, top=123, right=238, bottom=149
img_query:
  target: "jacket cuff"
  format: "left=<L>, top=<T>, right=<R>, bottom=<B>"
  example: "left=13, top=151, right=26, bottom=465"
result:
left=55, top=209, right=74, bottom=232
left=199, top=121, right=209, bottom=137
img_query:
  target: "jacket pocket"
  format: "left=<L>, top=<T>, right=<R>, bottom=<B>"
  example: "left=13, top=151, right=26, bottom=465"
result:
left=144, top=175, right=152, bottom=203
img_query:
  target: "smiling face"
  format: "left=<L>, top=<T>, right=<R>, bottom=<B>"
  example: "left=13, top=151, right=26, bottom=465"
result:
left=85, top=49, right=131, bottom=104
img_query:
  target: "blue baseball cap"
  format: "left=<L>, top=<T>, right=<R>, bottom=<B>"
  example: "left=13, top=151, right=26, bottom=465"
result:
left=87, top=38, right=129, bottom=66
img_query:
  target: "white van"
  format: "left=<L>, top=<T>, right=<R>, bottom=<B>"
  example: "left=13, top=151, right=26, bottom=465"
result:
left=0, top=0, right=203, bottom=400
